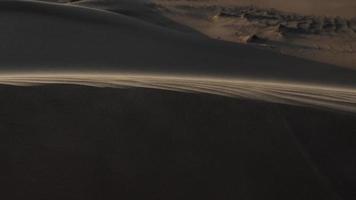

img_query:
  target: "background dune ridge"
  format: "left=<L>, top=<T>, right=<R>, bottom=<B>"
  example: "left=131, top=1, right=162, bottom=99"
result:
left=1, top=73, right=355, bottom=113
left=3, top=0, right=356, bottom=87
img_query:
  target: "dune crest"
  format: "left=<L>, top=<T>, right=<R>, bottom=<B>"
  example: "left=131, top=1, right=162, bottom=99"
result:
left=0, top=73, right=355, bottom=113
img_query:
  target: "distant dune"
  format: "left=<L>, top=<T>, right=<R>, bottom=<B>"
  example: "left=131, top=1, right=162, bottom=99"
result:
left=1, top=0, right=356, bottom=85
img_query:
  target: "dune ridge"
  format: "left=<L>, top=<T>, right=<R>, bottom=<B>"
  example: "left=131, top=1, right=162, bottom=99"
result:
left=0, top=73, right=355, bottom=113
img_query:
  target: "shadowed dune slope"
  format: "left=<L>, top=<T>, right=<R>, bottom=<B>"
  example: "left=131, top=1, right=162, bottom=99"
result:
left=0, top=85, right=355, bottom=200
left=69, top=0, right=208, bottom=35
left=1, top=0, right=356, bottom=86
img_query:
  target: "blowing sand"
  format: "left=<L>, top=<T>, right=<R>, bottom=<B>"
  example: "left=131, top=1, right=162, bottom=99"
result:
left=0, top=73, right=355, bottom=113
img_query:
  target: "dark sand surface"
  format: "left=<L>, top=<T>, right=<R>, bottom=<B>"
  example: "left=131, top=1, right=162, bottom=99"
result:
left=0, top=85, right=355, bottom=200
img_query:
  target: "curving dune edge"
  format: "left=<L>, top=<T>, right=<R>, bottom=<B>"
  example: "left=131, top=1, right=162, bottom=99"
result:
left=1, top=73, right=355, bottom=113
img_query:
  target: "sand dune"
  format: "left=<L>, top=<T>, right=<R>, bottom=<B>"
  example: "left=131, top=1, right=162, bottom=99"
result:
left=0, top=73, right=355, bottom=113
left=0, top=1, right=356, bottom=200
left=1, top=84, right=355, bottom=200
left=1, top=0, right=356, bottom=86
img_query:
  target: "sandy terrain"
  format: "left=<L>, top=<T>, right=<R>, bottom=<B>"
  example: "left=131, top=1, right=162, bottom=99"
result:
left=0, top=1, right=355, bottom=200
left=154, top=0, right=356, bottom=18
left=1, top=85, right=355, bottom=200
left=153, top=0, right=356, bottom=68
left=1, top=1, right=356, bottom=84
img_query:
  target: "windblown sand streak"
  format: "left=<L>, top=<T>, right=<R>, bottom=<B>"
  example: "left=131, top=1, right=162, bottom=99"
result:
left=0, top=73, right=355, bottom=113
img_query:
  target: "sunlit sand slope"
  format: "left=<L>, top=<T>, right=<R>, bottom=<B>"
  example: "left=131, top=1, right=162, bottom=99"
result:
left=0, top=73, right=355, bottom=113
